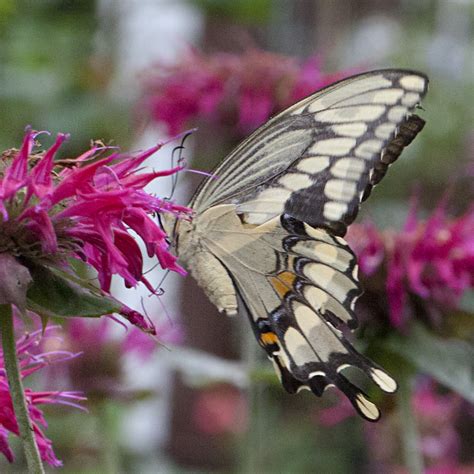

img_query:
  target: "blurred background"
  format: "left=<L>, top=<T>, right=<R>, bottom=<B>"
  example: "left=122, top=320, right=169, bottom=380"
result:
left=1, top=0, right=473, bottom=473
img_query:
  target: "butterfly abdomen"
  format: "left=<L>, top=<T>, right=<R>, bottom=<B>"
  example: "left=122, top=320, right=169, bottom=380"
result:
left=175, top=214, right=239, bottom=316
left=185, top=250, right=239, bottom=316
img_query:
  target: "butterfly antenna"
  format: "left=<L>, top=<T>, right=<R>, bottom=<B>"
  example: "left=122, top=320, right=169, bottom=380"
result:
left=155, top=212, right=167, bottom=237
left=167, top=130, right=194, bottom=200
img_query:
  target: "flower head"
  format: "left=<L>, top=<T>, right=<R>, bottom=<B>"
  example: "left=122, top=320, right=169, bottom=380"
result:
left=0, top=129, right=190, bottom=332
left=400, top=200, right=473, bottom=302
left=347, top=199, right=474, bottom=328
left=141, top=49, right=348, bottom=137
left=0, top=326, right=84, bottom=467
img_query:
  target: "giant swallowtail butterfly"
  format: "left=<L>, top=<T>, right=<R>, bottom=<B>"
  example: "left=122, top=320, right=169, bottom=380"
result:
left=166, top=70, right=428, bottom=421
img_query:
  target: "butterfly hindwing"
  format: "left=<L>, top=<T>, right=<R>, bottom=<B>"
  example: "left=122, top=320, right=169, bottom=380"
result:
left=197, top=209, right=396, bottom=420
left=269, top=216, right=396, bottom=421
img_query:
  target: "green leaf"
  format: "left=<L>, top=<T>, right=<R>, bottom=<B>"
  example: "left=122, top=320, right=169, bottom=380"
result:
left=385, top=323, right=474, bottom=402
left=195, top=0, right=271, bottom=24
left=444, top=310, right=474, bottom=341
left=26, top=263, right=121, bottom=319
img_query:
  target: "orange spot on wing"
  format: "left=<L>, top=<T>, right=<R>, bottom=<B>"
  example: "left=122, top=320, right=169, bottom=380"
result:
left=261, top=332, right=278, bottom=346
left=270, top=271, right=297, bottom=298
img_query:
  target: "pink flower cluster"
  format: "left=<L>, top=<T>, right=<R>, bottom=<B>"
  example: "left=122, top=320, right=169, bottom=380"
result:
left=318, top=379, right=473, bottom=473
left=347, top=199, right=474, bottom=327
left=141, top=49, right=347, bottom=137
left=0, top=129, right=190, bottom=332
left=412, top=380, right=462, bottom=467
left=0, top=327, right=84, bottom=467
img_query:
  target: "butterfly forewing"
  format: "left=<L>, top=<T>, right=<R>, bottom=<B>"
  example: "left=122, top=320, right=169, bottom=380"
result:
left=192, top=69, right=427, bottom=235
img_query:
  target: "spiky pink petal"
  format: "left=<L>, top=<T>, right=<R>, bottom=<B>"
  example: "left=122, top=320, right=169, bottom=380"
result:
left=29, top=133, right=69, bottom=198
left=1, top=129, right=34, bottom=201
left=119, top=306, right=156, bottom=335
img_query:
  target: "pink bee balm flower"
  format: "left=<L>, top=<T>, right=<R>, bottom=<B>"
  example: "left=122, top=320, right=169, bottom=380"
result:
left=346, top=221, right=385, bottom=276
left=347, top=198, right=474, bottom=328
left=386, top=200, right=474, bottom=327
left=0, top=326, right=84, bottom=467
left=141, top=49, right=348, bottom=138
left=0, top=129, right=190, bottom=333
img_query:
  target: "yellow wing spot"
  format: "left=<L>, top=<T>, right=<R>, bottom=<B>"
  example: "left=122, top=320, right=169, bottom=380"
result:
left=260, top=332, right=278, bottom=346
left=287, top=255, right=296, bottom=270
left=270, top=271, right=297, bottom=298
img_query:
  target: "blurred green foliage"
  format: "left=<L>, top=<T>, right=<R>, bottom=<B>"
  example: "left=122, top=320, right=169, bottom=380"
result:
left=0, top=0, right=130, bottom=156
left=193, top=0, right=271, bottom=24
left=240, top=385, right=367, bottom=474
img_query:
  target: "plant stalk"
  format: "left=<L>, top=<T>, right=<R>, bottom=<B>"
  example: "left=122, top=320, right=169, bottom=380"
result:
left=398, top=372, right=424, bottom=474
left=95, top=400, right=121, bottom=474
left=0, top=304, right=45, bottom=474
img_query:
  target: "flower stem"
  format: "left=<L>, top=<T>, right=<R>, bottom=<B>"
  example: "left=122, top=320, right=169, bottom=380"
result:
left=95, top=400, right=121, bottom=474
left=398, top=372, right=424, bottom=474
left=240, top=323, right=265, bottom=474
left=0, top=304, right=45, bottom=474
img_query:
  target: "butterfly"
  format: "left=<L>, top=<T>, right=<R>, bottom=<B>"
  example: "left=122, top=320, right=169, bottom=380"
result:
left=165, top=69, right=428, bottom=421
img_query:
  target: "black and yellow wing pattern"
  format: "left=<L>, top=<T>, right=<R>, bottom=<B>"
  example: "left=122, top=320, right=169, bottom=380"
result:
left=178, top=69, right=428, bottom=421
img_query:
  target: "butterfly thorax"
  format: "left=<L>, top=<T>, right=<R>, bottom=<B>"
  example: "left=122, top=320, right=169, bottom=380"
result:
left=176, top=205, right=242, bottom=316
